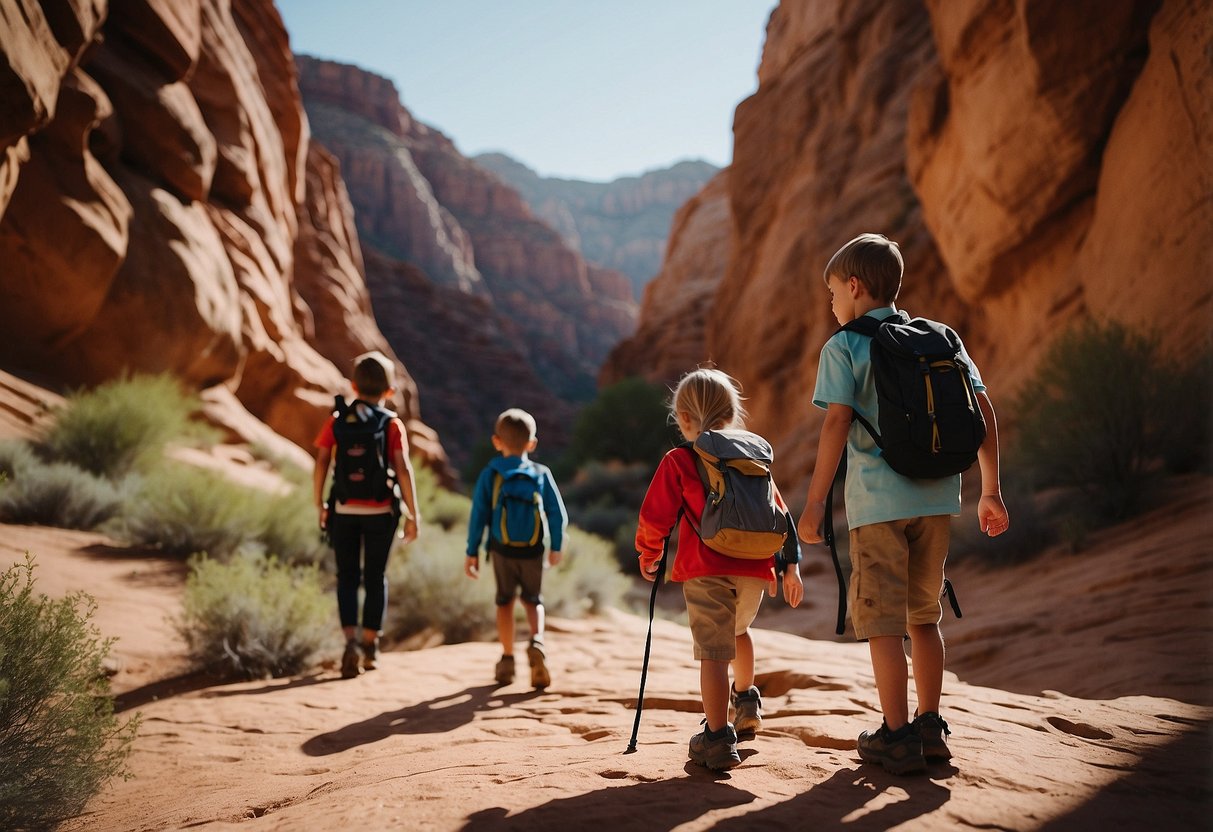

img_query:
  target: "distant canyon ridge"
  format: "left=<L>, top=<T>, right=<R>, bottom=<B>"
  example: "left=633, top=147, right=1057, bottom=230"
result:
left=1, top=0, right=1208, bottom=485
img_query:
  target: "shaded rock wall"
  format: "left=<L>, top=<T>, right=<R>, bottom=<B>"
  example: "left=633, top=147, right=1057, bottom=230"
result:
left=296, top=56, right=639, bottom=464
left=605, top=0, right=1211, bottom=486
left=0, top=0, right=441, bottom=464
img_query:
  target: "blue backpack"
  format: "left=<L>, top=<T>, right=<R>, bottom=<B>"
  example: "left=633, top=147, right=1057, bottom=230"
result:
left=490, top=466, right=547, bottom=550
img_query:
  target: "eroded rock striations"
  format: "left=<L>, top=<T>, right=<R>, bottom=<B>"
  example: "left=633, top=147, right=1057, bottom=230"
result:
left=604, top=0, right=1211, bottom=485
left=0, top=0, right=442, bottom=465
left=296, top=56, right=638, bottom=464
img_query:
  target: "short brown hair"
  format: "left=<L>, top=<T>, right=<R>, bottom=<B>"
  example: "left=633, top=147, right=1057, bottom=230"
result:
left=352, top=351, right=395, bottom=399
left=824, top=233, right=903, bottom=303
left=495, top=408, right=537, bottom=452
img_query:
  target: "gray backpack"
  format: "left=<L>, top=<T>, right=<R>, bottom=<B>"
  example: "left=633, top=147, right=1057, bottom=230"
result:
left=687, top=429, right=789, bottom=559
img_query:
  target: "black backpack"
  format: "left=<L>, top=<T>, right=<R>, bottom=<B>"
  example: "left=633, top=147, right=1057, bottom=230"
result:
left=328, top=396, right=398, bottom=509
left=842, top=312, right=986, bottom=479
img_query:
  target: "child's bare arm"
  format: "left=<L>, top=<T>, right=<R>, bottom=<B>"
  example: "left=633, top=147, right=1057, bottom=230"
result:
left=313, top=447, right=332, bottom=529
left=391, top=439, right=419, bottom=543
left=798, top=403, right=853, bottom=544
left=976, top=391, right=1010, bottom=537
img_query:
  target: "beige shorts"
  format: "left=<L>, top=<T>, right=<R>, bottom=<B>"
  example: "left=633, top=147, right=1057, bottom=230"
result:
left=682, top=575, right=768, bottom=662
left=848, top=515, right=951, bottom=640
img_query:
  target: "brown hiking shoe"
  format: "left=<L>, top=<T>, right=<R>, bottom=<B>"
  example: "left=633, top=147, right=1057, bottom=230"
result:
left=360, top=638, right=378, bottom=671
left=494, top=654, right=515, bottom=684
left=731, top=685, right=762, bottom=738
left=914, top=711, right=952, bottom=761
left=688, top=721, right=741, bottom=770
left=527, top=639, right=550, bottom=689
left=340, top=640, right=361, bottom=679
left=857, top=722, right=926, bottom=775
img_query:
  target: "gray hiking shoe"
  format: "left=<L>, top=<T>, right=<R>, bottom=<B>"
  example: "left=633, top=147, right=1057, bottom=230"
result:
left=494, top=654, right=515, bottom=684
left=731, top=685, right=762, bottom=738
left=340, top=639, right=361, bottom=679
left=688, top=721, right=741, bottom=771
left=913, top=711, right=952, bottom=761
left=857, top=722, right=926, bottom=775
left=527, top=639, right=550, bottom=690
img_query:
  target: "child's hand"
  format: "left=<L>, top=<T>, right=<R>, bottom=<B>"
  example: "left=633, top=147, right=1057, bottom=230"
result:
left=399, top=518, right=418, bottom=544
left=548, top=550, right=563, bottom=567
left=639, top=558, right=660, bottom=582
left=797, top=501, right=826, bottom=545
left=978, top=493, right=1010, bottom=537
left=782, top=564, right=804, bottom=608
left=317, top=504, right=328, bottom=531
left=464, top=556, right=479, bottom=578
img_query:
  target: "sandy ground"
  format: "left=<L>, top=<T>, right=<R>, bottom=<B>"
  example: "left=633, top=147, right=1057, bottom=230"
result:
left=4, top=510, right=1211, bottom=831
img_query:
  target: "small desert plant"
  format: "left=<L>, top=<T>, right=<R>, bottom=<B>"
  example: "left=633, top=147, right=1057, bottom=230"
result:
left=0, top=439, right=39, bottom=480
left=1013, top=320, right=1183, bottom=522
left=413, top=461, right=472, bottom=530
left=0, top=556, right=139, bottom=831
left=112, top=465, right=259, bottom=557
left=0, top=458, right=127, bottom=530
left=256, top=487, right=331, bottom=568
left=543, top=526, right=630, bottom=617
left=386, top=522, right=496, bottom=644
left=177, top=553, right=334, bottom=679
left=41, top=374, right=214, bottom=479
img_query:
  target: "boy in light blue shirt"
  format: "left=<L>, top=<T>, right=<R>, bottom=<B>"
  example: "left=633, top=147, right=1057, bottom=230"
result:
left=799, top=233, right=1010, bottom=775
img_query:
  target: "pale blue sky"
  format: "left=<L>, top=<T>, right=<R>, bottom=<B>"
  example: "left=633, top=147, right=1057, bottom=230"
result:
left=277, top=1, right=778, bottom=181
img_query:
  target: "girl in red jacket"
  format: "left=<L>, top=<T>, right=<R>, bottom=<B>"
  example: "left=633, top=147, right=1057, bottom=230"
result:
left=637, top=368, right=804, bottom=770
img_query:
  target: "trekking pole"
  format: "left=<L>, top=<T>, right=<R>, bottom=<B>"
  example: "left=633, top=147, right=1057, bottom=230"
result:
left=825, top=474, right=848, bottom=636
left=624, top=513, right=678, bottom=754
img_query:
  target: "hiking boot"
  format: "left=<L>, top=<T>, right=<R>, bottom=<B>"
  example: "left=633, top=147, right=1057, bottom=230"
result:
left=527, top=639, right=550, bottom=690
left=494, top=654, right=515, bottom=684
left=731, top=685, right=762, bottom=738
left=857, top=722, right=926, bottom=775
left=914, top=711, right=952, bottom=761
left=340, top=640, right=361, bottom=679
left=688, top=721, right=741, bottom=771
left=360, top=638, right=379, bottom=672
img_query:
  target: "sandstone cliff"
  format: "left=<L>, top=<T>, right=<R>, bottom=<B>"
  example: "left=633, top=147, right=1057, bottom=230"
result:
left=604, top=0, right=1211, bottom=484
left=0, top=0, right=441, bottom=464
left=296, top=56, right=638, bottom=464
left=474, top=153, right=719, bottom=297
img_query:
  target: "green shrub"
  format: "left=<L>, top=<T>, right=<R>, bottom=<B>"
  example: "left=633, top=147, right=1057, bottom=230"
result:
left=413, top=461, right=472, bottom=530
left=256, top=487, right=330, bottom=568
left=0, top=460, right=126, bottom=530
left=543, top=526, right=630, bottom=617
left=42, top=374, right=214, bottom=479
left=1012, top=321, right=1181, bottom=521
left=386, top=522, right=496, bottom=644
left=0, top=556, right=138, bottom=830
left=562, top=378, right=677, bottom=471
left=0, top=440, right=39, bottom=480
left=177, top=553, right=334, bottom=679
left=111, top=465, right=258, bottom=557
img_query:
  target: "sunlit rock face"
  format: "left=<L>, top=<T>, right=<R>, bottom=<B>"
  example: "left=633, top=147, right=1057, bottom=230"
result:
left=296, top=56, right=640, bottom=465
left=604, top=0, right=1210, bottom=484
left=0, top=0, right=444, bottom=466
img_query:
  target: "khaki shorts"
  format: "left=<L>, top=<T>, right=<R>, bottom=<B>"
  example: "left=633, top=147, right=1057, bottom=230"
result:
left=848, top=515, right=951, bottom=640
left=683, top=575, right=768, bottom=661
left=491, top=552, right=544, bottom=607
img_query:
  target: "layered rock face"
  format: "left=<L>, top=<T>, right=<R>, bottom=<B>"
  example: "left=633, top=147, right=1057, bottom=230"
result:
left=296, top=57, right=638, bottom=464
left=0, top=0, right=440, bottom=463
left=604, top=0, right=1211, bottom=484
left=474, top=153, right=719, bottom=297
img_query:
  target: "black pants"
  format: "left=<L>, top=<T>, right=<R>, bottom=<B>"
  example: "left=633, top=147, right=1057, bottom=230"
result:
left=328, top=512, right=396, bottom=632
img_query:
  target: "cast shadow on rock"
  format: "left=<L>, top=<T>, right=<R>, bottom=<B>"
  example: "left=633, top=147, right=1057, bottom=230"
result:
left=302, top=683, right=541, bottom=756
left=460, top=776, right=758, bottom=831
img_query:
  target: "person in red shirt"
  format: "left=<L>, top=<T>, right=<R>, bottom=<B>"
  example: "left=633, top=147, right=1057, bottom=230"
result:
left=636, top=368, right=803, bottom=770
left=313, top=352, right=419, bottom=679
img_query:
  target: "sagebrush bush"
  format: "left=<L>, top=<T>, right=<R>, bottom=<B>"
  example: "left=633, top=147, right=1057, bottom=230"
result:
left=0, top=556, right=138, bottom=831
left=0, top=439, right=39, bottom=480
left=256, top=487, right=331, bottom=568
left=177, top=553, right=334, bottom=679
left=112, top=465, right=258, bottom=557
left=0, top=459, right=127, bottom=530
left=387, top=522, right=496, bottom=644
left=543, top=526, right=630, bottom=618
left=413, top=462, right=472, bottom=530
left=1012, top=320, right=1185, bottom=521
left=41, top=375, right=214, bottom=479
